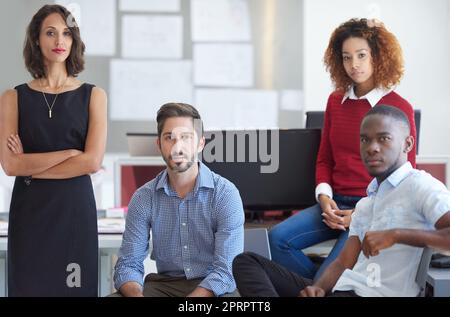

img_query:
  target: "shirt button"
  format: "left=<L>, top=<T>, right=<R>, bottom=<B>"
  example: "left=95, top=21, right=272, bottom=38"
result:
left=182, top=223, right=186, bottom=226
left=184, top=245, right=188, bottom=249
left=186, top=268, right=191, bottom=272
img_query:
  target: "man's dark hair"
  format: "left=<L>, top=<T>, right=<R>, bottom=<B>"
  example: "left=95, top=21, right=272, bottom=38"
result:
left=24, top=4, right=85, bottom=79
left=156, top=103, right=204, bottom=138
left=364, top=105, right=411, bottom=133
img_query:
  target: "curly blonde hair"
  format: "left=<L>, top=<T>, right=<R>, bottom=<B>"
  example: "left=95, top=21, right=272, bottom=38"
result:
left=324, top=18, right=404, bottom=92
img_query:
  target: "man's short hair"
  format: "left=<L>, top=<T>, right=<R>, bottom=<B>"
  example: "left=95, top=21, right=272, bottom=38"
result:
left=156, top=103, right=204, bottom=138
left=364, top=105, right=411, bottom=133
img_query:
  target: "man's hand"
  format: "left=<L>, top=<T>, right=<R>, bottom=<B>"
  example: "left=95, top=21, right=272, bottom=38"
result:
left=119, top=282, right=144, bottom=297
left=7, top=134, right=23, bottom=154
left=299, top=286, right=326, bottom=297
left=187, top=287, right=215, bottom=297
left=319, top=195, right=353, bottom=231
left=362, top=230, right=397, bottom=258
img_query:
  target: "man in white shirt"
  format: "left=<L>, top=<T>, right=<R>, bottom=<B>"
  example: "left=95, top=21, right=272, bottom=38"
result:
left=233, top=105, right=450, bottom=297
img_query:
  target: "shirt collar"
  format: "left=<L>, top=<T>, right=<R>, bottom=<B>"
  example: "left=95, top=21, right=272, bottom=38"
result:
left=367, top=162, right=413, bottom=196
left=156, top=169, right=170, bottom=195
left=156, top=161, right=215, bottom=195
left=341, top=86, right=392, bottom=107
left=196, top=162, right=215, bottom=189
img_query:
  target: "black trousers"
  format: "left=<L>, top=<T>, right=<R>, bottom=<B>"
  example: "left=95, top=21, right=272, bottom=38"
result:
left=233, top=252, right=359, bottom=297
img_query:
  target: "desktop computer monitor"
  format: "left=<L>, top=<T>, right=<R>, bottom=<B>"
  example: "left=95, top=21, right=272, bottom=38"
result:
left=202, top=129, right=321, bottom=211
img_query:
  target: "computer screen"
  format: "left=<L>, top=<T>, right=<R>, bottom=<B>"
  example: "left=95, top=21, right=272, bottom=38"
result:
left=202, top=129, right=321, bottom=210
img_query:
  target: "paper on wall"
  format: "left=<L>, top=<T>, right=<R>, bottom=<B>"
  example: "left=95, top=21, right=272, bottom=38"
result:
left=122, top=15, right=183, bottom=59
left=194, top=44, right=253, bottom=87
left=119, top=0, right=180, bottom=12
left=191, top=0, right=251, bottom=42
left=280, top=90, right=304, bottom=111
left=195, top=89, right=278, bottom=130
left=110, top=60, right=193, bottom=121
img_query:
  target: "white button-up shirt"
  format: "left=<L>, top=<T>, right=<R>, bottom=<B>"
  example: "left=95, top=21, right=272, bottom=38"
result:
left=333, top=162, right=450, bottom=296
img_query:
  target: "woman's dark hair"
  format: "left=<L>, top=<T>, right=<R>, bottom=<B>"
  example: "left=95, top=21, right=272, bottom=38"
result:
left=324, top=18, right=404, bottom=92
left=24, top=4, right=85, bottom=78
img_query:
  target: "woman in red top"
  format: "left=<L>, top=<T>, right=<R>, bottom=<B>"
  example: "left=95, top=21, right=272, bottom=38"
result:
left=269, top=18, right=416, bottom=280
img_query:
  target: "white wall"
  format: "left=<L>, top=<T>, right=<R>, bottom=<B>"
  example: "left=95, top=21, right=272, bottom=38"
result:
left=303, top=0, right=450, bottom=156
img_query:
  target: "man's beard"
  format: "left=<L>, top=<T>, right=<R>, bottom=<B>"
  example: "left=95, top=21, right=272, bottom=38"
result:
left=165, top=153, right=196, bottom=173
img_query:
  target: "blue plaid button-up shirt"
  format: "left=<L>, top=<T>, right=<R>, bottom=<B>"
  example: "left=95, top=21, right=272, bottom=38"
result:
left=114, top=162, right=244, bottom=296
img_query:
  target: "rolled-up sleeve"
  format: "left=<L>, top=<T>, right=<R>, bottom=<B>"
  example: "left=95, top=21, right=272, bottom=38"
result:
left=199, top=185, right=244, bottom=296
left=348, top=200, right=367, bottom=242
left=417, top=176, right=450, bottom=227
left=113, top=191, right=151, bottom=290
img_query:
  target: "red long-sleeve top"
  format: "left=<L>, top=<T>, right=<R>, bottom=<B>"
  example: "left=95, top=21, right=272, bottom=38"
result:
left=316, top=90, right=417, bottom=197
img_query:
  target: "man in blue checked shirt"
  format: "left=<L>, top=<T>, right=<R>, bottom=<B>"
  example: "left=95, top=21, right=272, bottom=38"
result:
left=113, top=103, right=244, bottom=297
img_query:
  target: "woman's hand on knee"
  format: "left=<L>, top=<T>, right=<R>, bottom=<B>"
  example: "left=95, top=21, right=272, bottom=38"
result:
left=333, top=209, right=354, bottom=229
left=319, top=195, right=345, bottom=230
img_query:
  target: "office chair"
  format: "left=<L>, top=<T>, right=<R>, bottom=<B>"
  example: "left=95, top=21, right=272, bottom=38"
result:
left=416, top=247, right=433, bottom=297
left=243, top=228, right=272, bottom=260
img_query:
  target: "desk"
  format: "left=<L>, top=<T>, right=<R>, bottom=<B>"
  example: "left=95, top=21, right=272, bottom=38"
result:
left=0, top=234, right=123, bottom=297
left=427, top=267, right=450, bottom=297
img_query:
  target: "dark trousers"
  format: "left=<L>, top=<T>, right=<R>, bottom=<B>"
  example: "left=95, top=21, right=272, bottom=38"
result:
left=142, top=273, right=203, bottom=297
left=233, top=252, right=359, bottom=297
left=110, top=273, right=240, bottom=297
left=109, top=274, right=202, bottom=297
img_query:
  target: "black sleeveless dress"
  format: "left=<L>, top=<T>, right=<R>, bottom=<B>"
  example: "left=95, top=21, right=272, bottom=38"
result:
left=8, top=83, right=98, bottom=296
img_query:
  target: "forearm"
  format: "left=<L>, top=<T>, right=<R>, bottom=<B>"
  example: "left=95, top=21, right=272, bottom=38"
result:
left=315, top=149, right=334, bottom=186
left=199, top=231, right=243, bottom=296
left=33, top=152, right=102, bottom=179
left=315, top=142, right=334, bottom=185
left=314, top=260, right=347, bottom=294
left=315, top=108, right=334, bottom=184
left=394, top=228, right=450, bottom=251
left=119, top=282, right=144, bottom=297
left=2, top=150, right=77, bottom=176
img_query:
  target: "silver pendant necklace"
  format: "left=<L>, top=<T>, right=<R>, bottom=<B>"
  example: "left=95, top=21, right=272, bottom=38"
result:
left=39, top=77, right=69, bottom=119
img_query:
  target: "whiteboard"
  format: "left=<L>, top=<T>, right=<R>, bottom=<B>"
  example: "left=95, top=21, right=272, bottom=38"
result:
left=194, top=44, right=254, bottom=87
left=56, top=0, right=116, bottom=56
left=110, top=60, right=193, bottom=121
left=195, top=89, right=278, bottom=130
left=120, top=0, right=180, bottom=12
left=122, top=15, right=183, bottom=59
left=191, top=0, right=251, bottom=42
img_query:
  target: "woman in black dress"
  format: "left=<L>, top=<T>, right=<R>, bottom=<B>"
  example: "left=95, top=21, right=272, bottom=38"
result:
left=0, top=4, right=107, bottom=296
